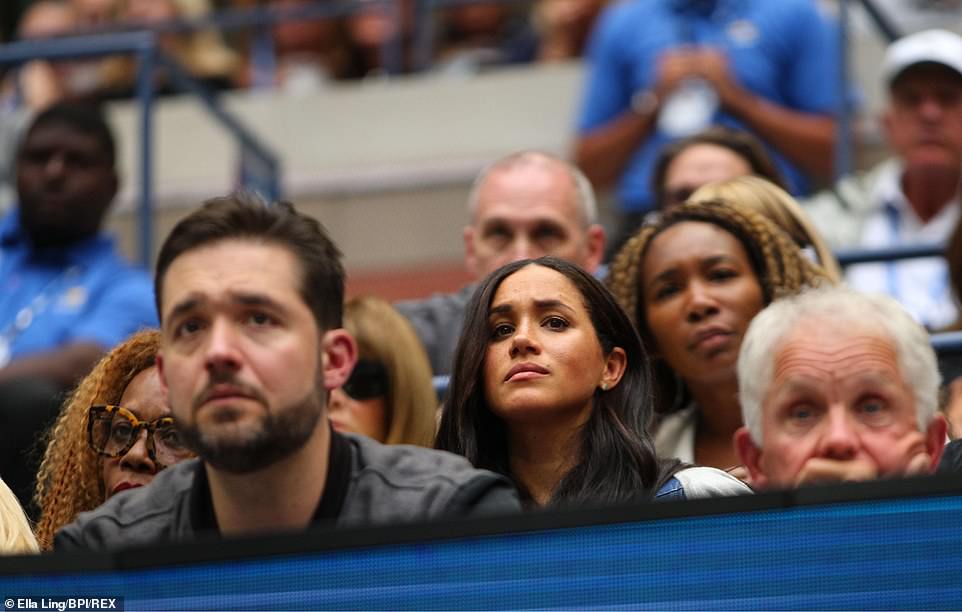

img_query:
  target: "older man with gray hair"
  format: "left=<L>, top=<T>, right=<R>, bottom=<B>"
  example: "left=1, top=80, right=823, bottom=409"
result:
left=397, top=150, right=605, bottom=376
left=733, top=286, right=947, bottom=489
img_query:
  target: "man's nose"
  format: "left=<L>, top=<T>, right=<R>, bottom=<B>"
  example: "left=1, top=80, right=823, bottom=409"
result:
left=204, top=318, right=243, bottom=374
left=816, top=405, right=859, bottom=461
left=918, top=95, right=945, bottom=122
left=510, top=236, right=536, bottom=262
left=42, top=153, right=67, bottom=179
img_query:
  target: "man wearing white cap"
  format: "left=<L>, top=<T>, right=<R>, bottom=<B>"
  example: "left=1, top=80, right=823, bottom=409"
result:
left=807, top=29, right=962, bottom=329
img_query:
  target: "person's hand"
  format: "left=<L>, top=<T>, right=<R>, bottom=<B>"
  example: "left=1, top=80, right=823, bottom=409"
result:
left=653, top=49, right=698, bottom=99
left=534, top=0, right=597, bottom=33
left=793, top=457, right=879, bottom=487
left=19, top=60, right=64, bottom=111
left=887, top=430, right=934, bottom=477
left=691, top=48, right=741, bottom=106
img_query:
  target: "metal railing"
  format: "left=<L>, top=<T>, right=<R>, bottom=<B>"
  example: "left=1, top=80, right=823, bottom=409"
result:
left=0, top=31, right=281, bottom=267
left=835, top=242, right=945, bottom=267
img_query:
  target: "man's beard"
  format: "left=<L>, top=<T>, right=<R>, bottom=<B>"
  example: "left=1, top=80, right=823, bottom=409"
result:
left=177, top=387, right=325, bottom=474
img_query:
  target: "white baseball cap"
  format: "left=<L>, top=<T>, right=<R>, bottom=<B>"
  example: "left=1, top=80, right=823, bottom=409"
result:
left=881, top=29, right=962, bottom=87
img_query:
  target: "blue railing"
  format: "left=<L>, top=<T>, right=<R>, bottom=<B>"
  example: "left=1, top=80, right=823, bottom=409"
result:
left=0, top=31, right=281, bottom=268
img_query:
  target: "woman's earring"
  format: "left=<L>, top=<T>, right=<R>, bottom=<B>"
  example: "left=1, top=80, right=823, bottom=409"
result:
left=600, top=382, right=610, bottom=392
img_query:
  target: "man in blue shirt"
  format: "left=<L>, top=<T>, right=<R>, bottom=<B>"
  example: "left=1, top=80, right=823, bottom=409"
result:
left=574, top=0, right=841, bottom=253
left=0, top=103, right=156, bottom=511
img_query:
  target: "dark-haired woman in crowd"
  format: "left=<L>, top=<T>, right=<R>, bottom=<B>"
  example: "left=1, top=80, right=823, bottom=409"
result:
left=436, top=257, right=748, bottom=508
left=652, top=126, right=786, bottom=209
left=607, top=200, right=830, bottom=474
left=33, top=330, right=194, bottom=549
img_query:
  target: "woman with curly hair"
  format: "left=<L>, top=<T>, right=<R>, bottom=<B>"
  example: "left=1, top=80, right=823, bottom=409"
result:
left=33, top=330, right=193, bottom=549
left=607, top=199, right=830, bottom=473
left=437, top=256, right=749, bottom=508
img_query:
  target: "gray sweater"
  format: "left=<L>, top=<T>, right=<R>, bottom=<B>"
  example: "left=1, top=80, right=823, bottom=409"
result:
left=55, top=432, right=520, bottom=552
left=395, top=284, right=475, bottom=376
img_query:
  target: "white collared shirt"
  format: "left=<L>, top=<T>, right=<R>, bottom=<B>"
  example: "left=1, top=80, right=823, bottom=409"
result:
left=845, top=161, right=960, bottom=329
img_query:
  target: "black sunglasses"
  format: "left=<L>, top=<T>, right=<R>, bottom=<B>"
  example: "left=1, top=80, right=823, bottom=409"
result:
left=342, top=359, right=389, bottom=400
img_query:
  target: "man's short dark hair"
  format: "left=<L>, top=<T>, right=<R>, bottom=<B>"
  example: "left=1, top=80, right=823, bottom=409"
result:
left=22, top=102, right=116, bottom=165
left=154, top=191, right=345, bottom=331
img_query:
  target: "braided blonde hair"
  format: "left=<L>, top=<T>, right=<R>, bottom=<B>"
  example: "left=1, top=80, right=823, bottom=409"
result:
left=33, top=329, right=161, bottom=550
left=606, top=199, right=832, bottom=411
left=689, top=176, right=842, bottom=282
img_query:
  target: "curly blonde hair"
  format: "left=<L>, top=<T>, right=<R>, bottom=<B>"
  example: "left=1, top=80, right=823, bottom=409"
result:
left=606, top=199, right=831, bottom=412
left=33, top=329, right=161, bottom=550
left=345, top=297, right=437, bottom=447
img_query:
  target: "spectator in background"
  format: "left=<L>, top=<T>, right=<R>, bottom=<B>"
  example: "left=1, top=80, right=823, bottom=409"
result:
left=574, top=0, right=840, bottom=252
left=329, top=296, right=437, bottom=447
left=806, top=29, right=962, bottom=330
left=56, top=193, right=519, bottom=552
left=734, top=286, right=947, bottom=489
left=433, top=2, right=526, bottom=73
left=690, top=176, right=842, bottom=281
left=606, top=199, right=829, bottom=473
left=651, top=126, right=785, bottom=210
left=0, top=103, right=156, bottom=512
left=33, top=330, right=194, bottom=550
left=98, top=0, right=238, bottom=98
left=0, top=1, right=86, bottom=211
left=527, top=0, right=607, bottom=62
left=396, top=150, right=605, bottom=376
left=342, top=0, right=416, bottom=78
left=2, top=1, right=82, bottom=114
left=436, top=257, right=749, bottom=508
left=69, top=0, right=119, bottom=28
left=239, top=0, right=346, bottom=91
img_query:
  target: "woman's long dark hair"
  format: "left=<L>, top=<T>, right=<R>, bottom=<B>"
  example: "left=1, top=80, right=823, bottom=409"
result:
left=436, top=257, right=678, bottom=507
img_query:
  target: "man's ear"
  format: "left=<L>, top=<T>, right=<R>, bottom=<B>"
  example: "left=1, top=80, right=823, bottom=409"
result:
left=925, top=413, right=948, bottom=471
left=584, top=224, right=606, bottom=274
left=734, top=427, right=767, bottom=489
left=463, top=225, right=479, bottom=279
left=321, top=329, right=357, bottom=391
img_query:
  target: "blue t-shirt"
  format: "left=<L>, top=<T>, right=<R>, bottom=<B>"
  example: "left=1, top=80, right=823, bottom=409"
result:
left=577, top=0, right=841, bottom=213
left=0, top=210, right=157, bottom=362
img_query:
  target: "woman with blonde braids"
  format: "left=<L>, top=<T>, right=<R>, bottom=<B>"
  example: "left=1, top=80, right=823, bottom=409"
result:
left=607, top=199, right=830, bottom=474
left=689, top=176, right=842, bottom=282
left=33, top=330, right=194, bottom=549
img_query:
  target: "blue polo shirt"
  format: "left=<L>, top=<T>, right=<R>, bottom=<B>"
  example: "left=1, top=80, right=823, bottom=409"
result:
left=577, top=0, right=841, bottom=213
left=0, top=210, right=156, bottom=361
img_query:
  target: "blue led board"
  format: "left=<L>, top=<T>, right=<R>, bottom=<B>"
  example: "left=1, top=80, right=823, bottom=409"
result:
left=2, top=476, right=961, bottom=610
